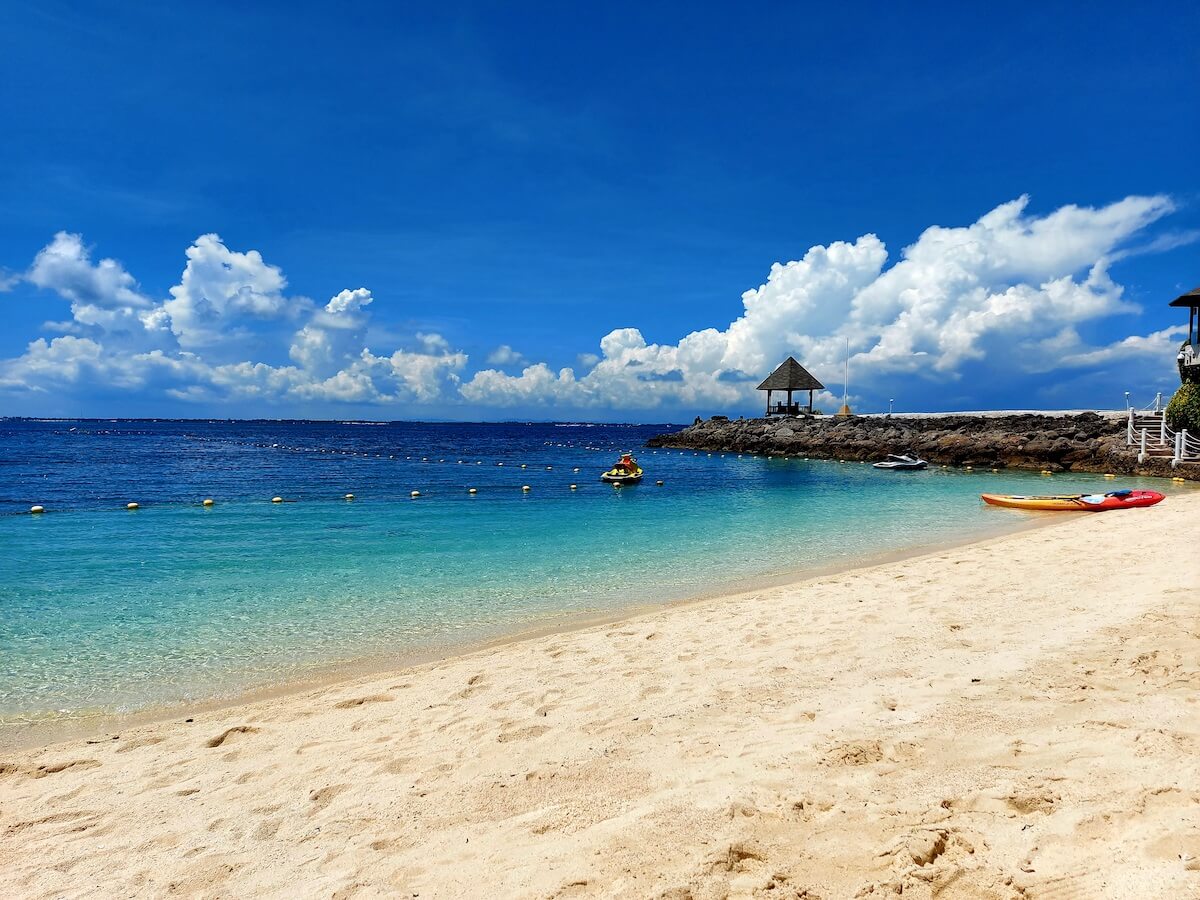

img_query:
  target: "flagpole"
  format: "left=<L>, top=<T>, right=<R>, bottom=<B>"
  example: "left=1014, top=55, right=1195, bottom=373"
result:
left=837, top=337, right=852, bottom=417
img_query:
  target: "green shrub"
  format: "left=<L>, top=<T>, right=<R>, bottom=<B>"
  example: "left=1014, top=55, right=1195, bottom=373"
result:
left=1166, top=382, right=1200, bottom=433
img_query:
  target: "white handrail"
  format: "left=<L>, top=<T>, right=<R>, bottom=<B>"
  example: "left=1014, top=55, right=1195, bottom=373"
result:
left=1125, top=397, right=1200, bottom=464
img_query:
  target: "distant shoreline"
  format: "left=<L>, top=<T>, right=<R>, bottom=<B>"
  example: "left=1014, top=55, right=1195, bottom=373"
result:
left=1, top=416, right=684, bottom=427
left=0, top=408, right=1130, bottom=426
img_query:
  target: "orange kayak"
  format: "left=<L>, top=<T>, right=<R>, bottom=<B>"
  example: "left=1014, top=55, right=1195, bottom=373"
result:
left=981, top=489, right=1165, bottom=511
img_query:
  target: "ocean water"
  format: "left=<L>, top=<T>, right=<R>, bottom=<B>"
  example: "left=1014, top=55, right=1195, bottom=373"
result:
left=0, top=418, right=1187, bottom=723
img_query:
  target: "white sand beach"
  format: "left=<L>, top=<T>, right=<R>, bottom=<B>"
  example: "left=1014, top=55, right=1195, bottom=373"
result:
left=2, top=495, right=1199, bottom=899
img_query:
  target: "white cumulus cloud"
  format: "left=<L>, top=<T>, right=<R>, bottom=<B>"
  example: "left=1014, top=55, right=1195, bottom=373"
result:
left=162, top=233, right=300, bottom=355
left=2, top=235, right=466, bottom=409
left=460, top=194, right=1183, bottom=411
left=1, top=194, right=1191, bottom=415
left=485, top=344, right=527, bottom=367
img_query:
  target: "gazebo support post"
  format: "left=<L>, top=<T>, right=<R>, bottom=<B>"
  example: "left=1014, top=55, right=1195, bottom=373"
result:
left=808, top=389, right=813, bottom=415
left=766, top=389, right=772, bottom=415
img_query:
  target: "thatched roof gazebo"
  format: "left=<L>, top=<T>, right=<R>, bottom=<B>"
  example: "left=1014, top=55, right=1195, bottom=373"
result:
left=757, top=356, right=824, bottom=416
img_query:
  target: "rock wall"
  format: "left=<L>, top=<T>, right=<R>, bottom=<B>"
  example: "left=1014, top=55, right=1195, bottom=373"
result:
left=647, top=413, right=1196, bottom=480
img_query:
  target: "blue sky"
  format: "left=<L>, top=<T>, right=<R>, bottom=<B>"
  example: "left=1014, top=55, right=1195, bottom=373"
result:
left=1, top=2, right=1197, bottom=420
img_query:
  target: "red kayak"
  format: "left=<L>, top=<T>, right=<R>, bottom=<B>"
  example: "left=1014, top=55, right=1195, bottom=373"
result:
left=981, top=489, right=1166, bottom=511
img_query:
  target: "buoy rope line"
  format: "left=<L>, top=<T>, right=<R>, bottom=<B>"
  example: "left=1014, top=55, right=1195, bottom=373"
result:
left=12, top=477, right=674, bottom=514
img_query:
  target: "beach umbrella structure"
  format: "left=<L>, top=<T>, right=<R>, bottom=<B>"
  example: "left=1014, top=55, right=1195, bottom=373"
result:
left=757, top=356, right=824, bottom=416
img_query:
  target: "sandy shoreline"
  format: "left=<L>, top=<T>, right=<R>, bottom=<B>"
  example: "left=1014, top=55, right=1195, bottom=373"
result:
left=3, top=498, right=1199, bottom=898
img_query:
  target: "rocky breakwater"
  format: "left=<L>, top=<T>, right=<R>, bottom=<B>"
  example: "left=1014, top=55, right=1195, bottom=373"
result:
left=648, top=412, right=1196, bottom=479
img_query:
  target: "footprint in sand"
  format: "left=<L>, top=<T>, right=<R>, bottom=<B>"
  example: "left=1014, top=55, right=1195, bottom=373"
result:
left=497, top=725, right=550, bottom=743
left=116, top=735, right=166, bottom=753
left=24, top=759, right=102, bottom=779
left=204, top=726, right=260, bottom=748
left=822, top=740, right=884, bottom=767
left=332, top=694, right=393, bottom=709
left=308, top=784, right=347, bottom=814
left=456, top=674, right=487, bottom=700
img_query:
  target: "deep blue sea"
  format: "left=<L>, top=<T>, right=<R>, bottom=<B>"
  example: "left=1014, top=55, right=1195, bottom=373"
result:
left=0, top=418, right=1188, bottom=724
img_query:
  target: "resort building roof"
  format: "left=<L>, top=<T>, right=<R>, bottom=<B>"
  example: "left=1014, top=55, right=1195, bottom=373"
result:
left=1169, top=286, right=1200, bottom=308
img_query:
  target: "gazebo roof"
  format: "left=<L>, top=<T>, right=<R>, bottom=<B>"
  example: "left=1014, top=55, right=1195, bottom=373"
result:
left=756, top=356, right=824, bottom=392
left=1169, top=286, right=1200, bottom=308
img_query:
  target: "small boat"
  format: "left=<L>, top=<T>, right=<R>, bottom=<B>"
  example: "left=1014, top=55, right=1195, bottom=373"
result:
left=601, top=452, right=644, bottom=484
left=872, top=453, right=928, bottom=471
left=980, top=489, right=1165, bottom=512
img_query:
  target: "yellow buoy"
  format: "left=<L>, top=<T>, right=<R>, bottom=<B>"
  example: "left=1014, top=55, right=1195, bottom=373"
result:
left=990, top=469, right=998, bottom=474
left=522, top=485, right=531, bottom=492
left=1172, top=476, right=1186, bottom=483
left=30, top=505, right=44, bottom=514
left=203, top=498, right=214, bottom=506
left=965, top=466, right=973, bottom=471
left=272, top=496, right=283, bottom=503
left=1103, top=473, right=1117, bottom=479
left=411, top=490, right=421, bottom=498
left=570, top=484, right=578, bottom=490
left=1040, top=470, right=1052, bottom=476
left=612, top=482, right=622, bottom=488
left=127, top=502, right=139, bottom=510
left=468, top=488, right=477, bottom=494
left=344, top=494, right=354, bottom=500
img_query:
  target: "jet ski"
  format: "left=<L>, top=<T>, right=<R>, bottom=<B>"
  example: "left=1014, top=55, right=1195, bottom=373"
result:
left=872, top=453, right=928, bottom=471
left=601, top=452, right=644, bottom=484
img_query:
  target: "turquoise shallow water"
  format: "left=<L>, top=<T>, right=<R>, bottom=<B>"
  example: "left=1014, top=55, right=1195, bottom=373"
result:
left=0, top=419, right=1188, bottom=721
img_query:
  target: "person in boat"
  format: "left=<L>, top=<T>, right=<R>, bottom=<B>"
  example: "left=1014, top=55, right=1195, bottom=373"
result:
left=618, top=453, right=637, bottom=473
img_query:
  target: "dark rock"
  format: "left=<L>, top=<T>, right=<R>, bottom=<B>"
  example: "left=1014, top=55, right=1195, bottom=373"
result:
left=644, top=413, right=1195, bottom=480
